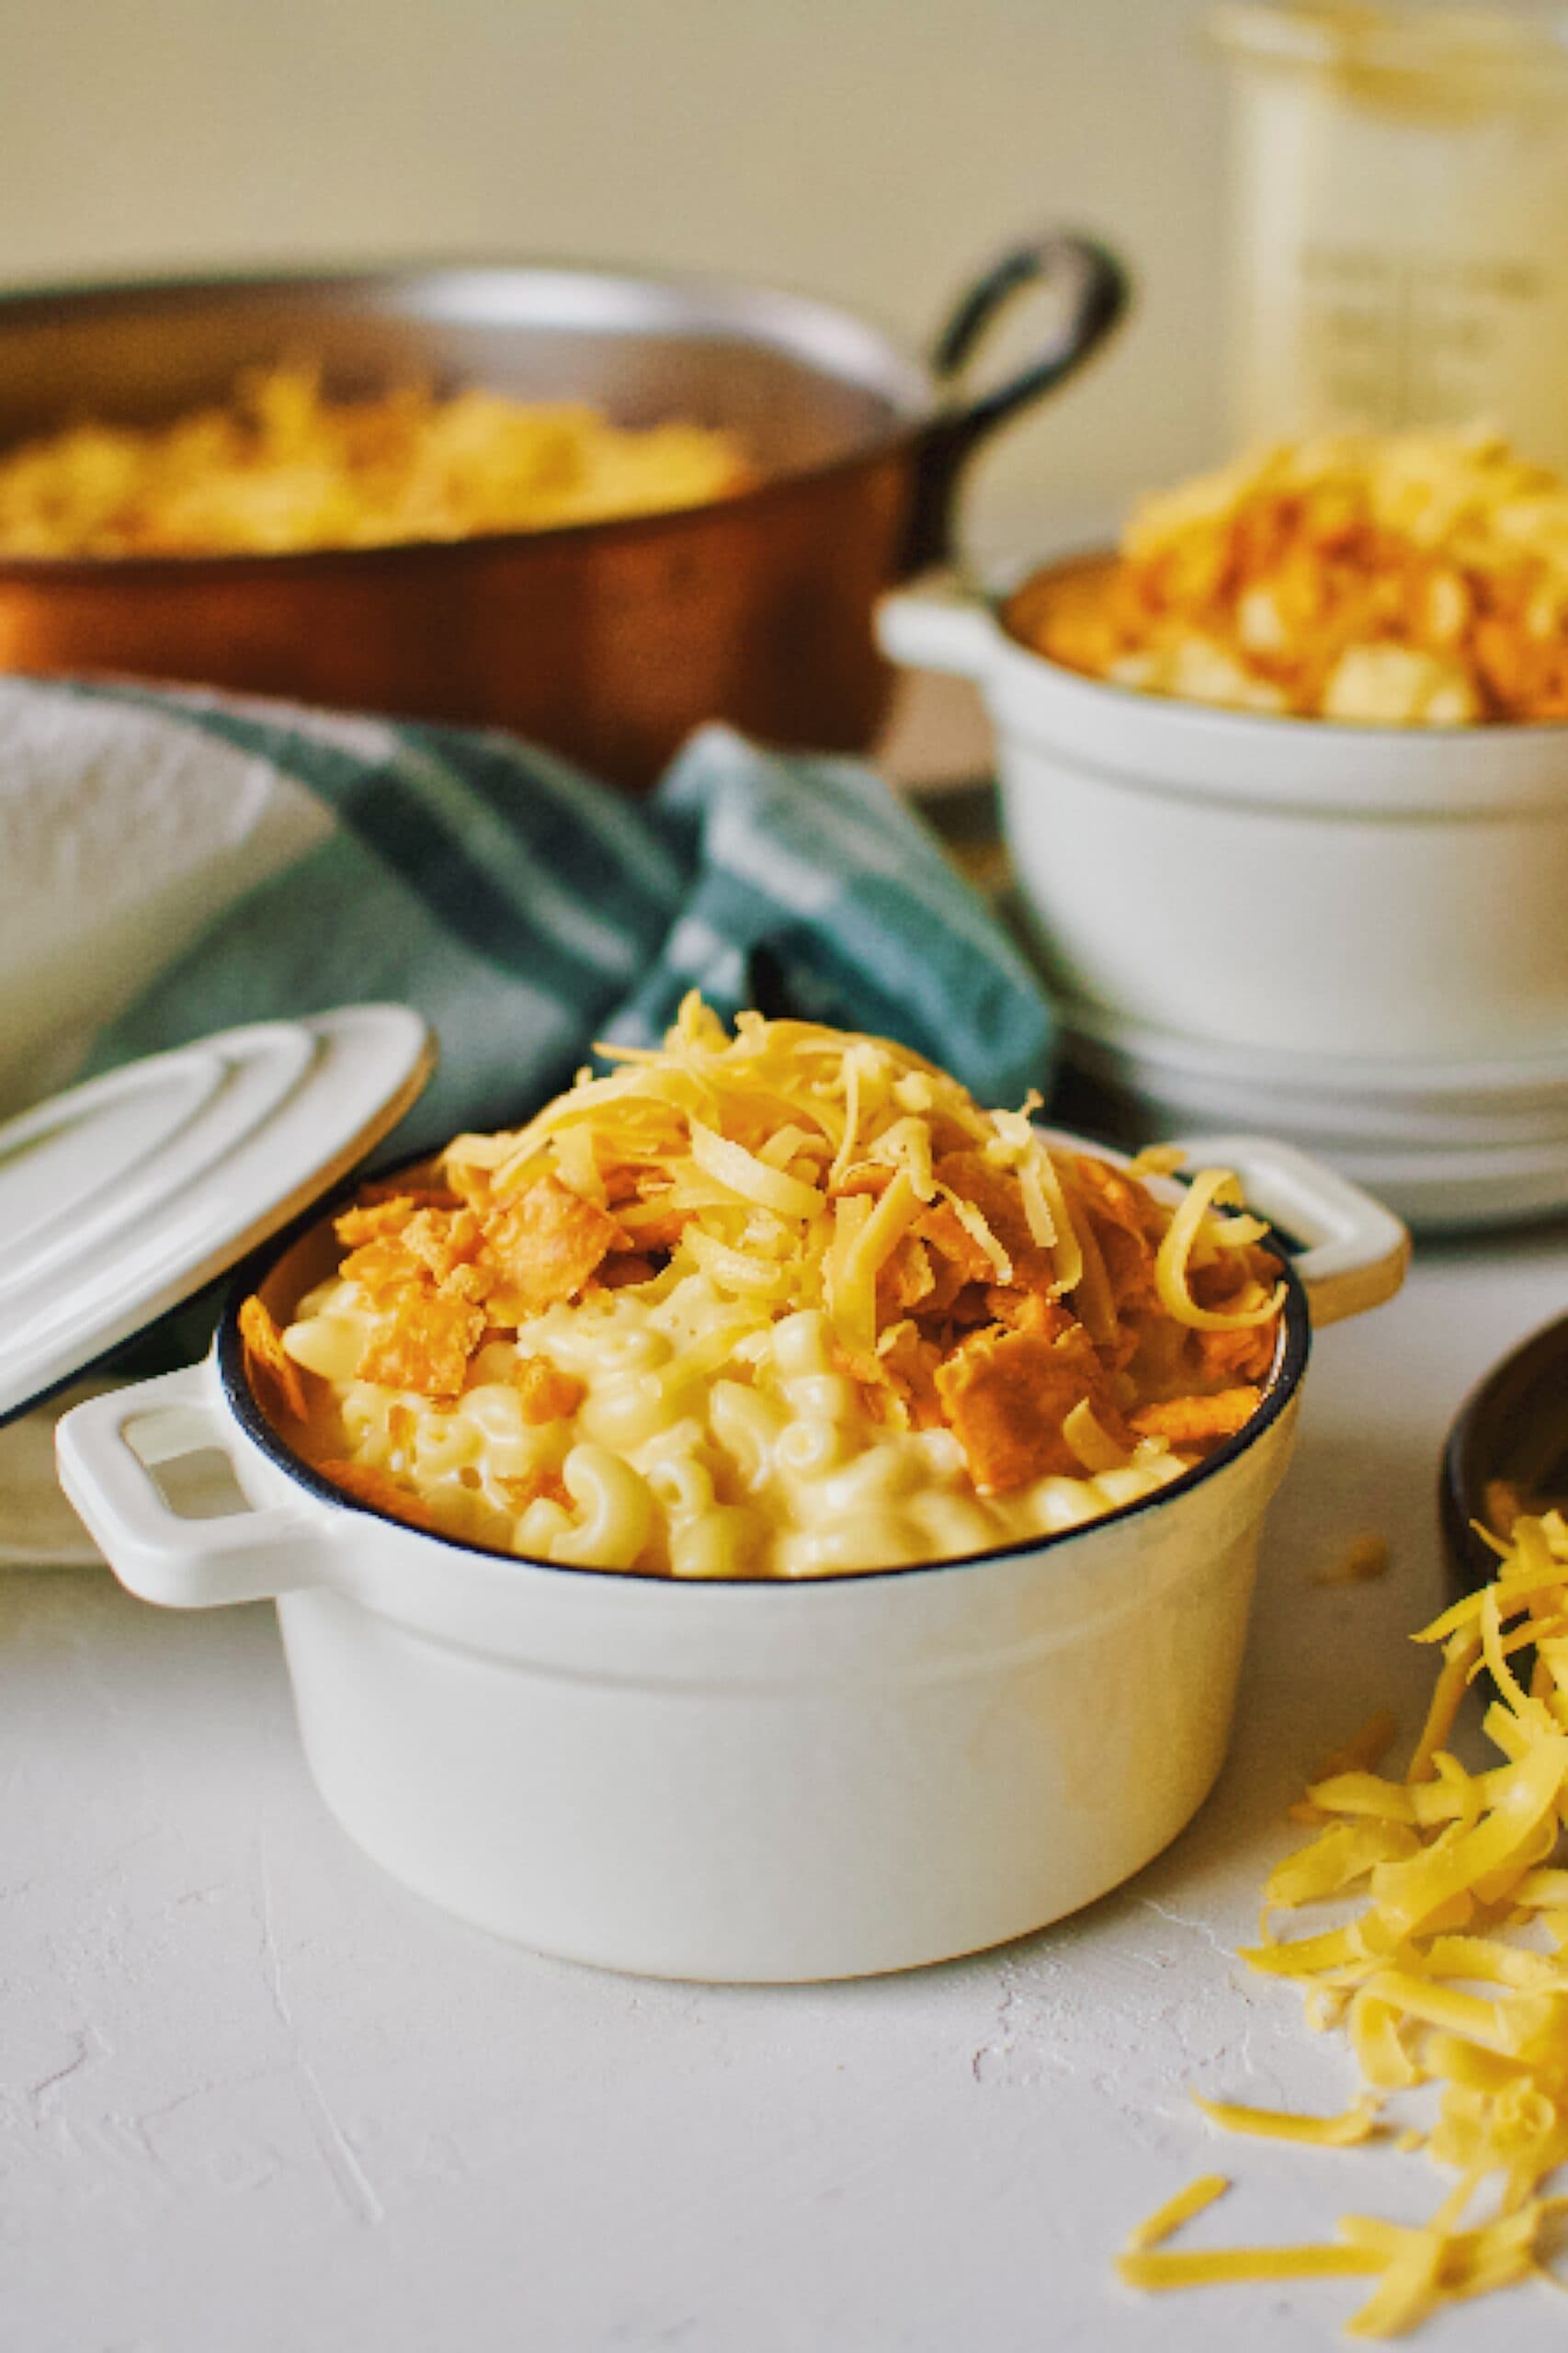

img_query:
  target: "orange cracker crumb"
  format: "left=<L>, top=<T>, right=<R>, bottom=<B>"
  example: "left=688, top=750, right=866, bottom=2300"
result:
left=1129, top=1387, right=1262, bottom=1449
left=238, top=1293, right=308, bottom=1423
left=511, top=1356, right=585, bottom=1426
left=935, top=1327, right=1130, bottom=1494
left=357, top=1289, right=485, bottom=1398
left=481, top=1175, right=627, bottom=1317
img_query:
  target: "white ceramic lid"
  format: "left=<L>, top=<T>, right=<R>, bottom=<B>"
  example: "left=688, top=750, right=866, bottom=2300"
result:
left=0, top=1006, right=434, bottom=1423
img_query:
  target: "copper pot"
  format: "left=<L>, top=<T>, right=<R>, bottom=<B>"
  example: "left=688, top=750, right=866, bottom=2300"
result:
left=0, top=237, right=1126, bottom=787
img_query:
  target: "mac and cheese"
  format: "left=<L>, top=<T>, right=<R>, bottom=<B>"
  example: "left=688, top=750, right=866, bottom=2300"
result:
left=244, top=1001, right=1285, bottom=1578
left=1016, top=426, right=1568, bottom=725
left=0, top=365, right=752, bottom=558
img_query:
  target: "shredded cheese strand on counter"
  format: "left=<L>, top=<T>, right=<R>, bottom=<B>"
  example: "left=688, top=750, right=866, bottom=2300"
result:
left=1119, top=1509, right=1568, bottom=2337
left=1119, top=2243, right=1384, bottom=2290
left=1123, top=2173, right=1232, bottom=2253
left=1191, top=2091, right=1381, bottom=2147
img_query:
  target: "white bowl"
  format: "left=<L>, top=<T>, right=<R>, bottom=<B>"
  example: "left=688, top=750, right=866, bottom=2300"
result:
left=55, top=1132, right=1406, bottom=1984
left=880, top=575, right=1568, bottom=1062
left=1059, top=997, right=1568, bottom=1120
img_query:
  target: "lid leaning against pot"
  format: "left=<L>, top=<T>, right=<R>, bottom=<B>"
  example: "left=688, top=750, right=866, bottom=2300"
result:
left=0, top=1005, right=433, bottom=1426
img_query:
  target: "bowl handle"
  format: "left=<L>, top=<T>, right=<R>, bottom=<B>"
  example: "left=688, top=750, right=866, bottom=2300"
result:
left=55, top=1364, right=337, bottom=1608
left=876, top=574, right=996, bottom=681
left=1165, top=1135, right=1412, bottom=1328
left=904, top=232, right=1131, bottom=572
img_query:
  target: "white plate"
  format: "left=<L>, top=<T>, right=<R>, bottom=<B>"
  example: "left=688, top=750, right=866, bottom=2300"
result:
left=1076, top=1072, right=1568, bottom=1230
left=1056, top=1018, right=1568, bottom=1231
left=0, top=1006, right=434, bottom=1424
left=1058, top=995, right=1568, bottom=1119
left=1062, top=1030, right=1568, bottom=1151
left=1324, top=1133, right=1568, bottom=1233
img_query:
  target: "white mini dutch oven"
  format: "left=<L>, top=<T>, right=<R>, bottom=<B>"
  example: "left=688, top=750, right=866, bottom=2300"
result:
left=878, top=567, right=1568, bottom=1062
left=55, top=1098, right=1408, bottom=1984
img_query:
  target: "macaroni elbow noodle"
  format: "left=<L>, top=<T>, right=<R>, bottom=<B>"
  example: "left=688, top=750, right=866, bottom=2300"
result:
left=249, top=1001, right=1285, bottom=1578
left=552, top=1447, right=653, bottom=1571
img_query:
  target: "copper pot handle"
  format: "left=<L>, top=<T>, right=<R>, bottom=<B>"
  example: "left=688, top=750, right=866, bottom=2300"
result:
left=903, top=232, right=1131, bottom=571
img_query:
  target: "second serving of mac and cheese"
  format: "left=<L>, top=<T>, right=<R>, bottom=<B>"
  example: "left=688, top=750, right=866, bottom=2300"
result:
left=0, top=365, right=753, bottom=558
left=242, top=1002, right=1285, bottom=1578
left=1014, top=426, right=1568, bottom=725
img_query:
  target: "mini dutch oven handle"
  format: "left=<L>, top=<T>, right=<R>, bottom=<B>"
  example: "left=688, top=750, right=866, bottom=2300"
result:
left=55, top=1364, right=337, bottom=1608
left=904, top=231, right=1131, bottom=573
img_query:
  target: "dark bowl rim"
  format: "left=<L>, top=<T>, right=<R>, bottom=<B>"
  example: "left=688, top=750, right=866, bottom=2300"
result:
left=213, top=1154, right=1313, bottom=1591
left=0, top=255, right=936, bottom=578
left=993, top=546, right=1568, bottom=744
left=1438, top=1307, right=1568, bottom=1597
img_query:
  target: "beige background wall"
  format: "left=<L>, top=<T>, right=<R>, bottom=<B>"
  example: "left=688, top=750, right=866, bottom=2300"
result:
left=0, top=0, right=1227, bottom=563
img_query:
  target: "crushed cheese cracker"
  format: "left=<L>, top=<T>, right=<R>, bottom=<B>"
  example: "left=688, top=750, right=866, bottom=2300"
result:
left=237, top=1294, right=307, bottom=1425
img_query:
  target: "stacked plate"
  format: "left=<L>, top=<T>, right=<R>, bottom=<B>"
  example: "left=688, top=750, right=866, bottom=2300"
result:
left=1056, top=1001, right=1568, bottom=1233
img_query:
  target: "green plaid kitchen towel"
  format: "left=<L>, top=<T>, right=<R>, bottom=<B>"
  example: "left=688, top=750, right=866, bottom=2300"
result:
left=31, top=684, right=1051, bottom=1143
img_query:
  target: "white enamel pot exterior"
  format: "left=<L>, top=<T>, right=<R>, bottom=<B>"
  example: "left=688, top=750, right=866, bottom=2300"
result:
left=57, top=1134, right=1408, bottom=1984
left=879, top=577, right=1568, bottom=1061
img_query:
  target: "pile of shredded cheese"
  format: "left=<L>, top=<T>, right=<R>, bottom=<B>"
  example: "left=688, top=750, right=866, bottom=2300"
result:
left=1120, top=1508, right=1568, bottom=2336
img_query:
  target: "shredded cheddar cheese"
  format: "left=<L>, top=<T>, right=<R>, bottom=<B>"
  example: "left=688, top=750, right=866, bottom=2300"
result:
left=1119, top=1508, right=1568, bottom=2336
left=1154, top=1169, right=1284, bottom=1335
left=1191, top=2091, right=1381, bottom=2147
left=1123, top=2173, right=1232, bottom=2253
left=1118, top=2241, right=1385, bottom=2290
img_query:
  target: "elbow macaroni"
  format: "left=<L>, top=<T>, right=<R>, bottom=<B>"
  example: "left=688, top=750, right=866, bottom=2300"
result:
left=285, top=1282, right=1187, bottom=1578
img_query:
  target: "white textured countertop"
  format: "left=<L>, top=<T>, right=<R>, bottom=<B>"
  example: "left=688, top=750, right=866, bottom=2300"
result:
left=3, top=1220, right=1564, bottom=2353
